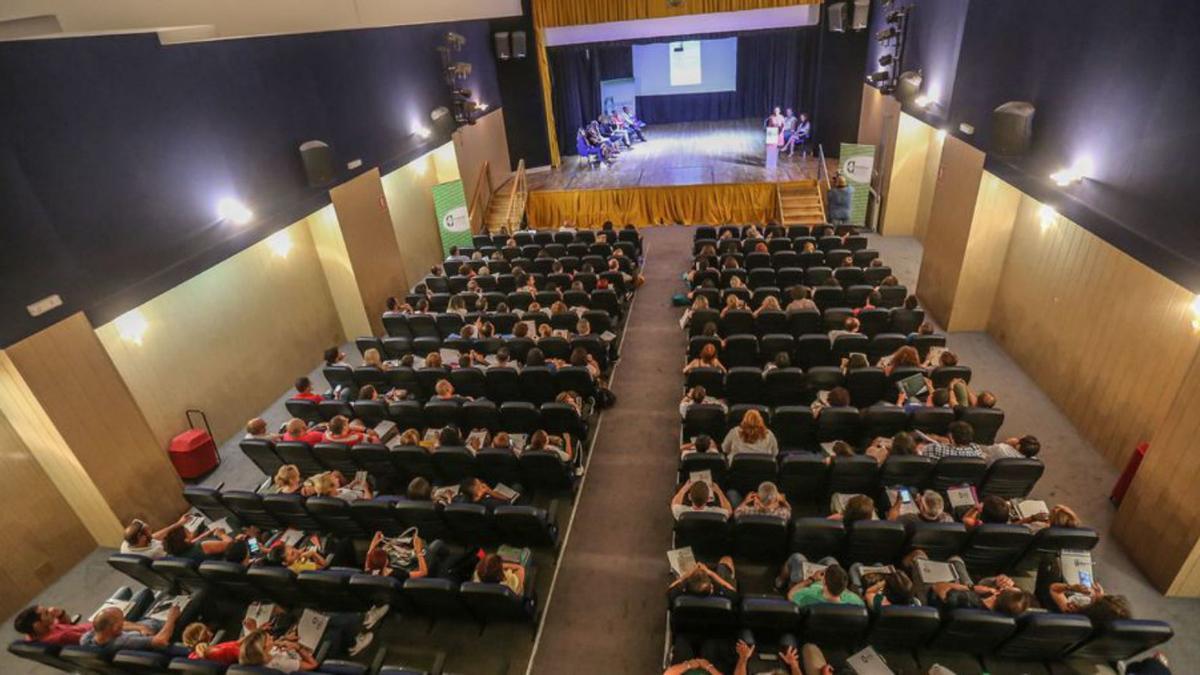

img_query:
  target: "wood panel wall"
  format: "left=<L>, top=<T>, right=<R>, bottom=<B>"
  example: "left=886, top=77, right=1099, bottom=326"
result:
left=881, top=112, right=933, bottom=237
left=97, top=219, right=343, bottom=448
left=307, top=205, right=373, bottom=341
left=1113, top=348, right=1200, bottom=595
left=331, top=168, right=412, bottom=337
left=947, top=173, right=1020, bottom=331
left=4, top=312, right=187, bottom=532
left=0, top=407, right=95, bottom=619
left=380, top=147, right=451, bottom=290
left=453, top=108, right=512, bottom=207
left=915, top=135, right=985, bottom=326
left=914, top=125, right=945, bottom=242
left=986, top=197, right=1200, bottom=470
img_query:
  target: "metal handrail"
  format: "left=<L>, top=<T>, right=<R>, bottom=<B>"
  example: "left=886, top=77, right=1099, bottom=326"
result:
left=467, top=160, right=492, bottom=233
left=817, top=143, right=832, bottom=191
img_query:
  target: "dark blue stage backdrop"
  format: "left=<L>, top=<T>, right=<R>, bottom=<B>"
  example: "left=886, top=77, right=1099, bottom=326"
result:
left=0, top=20, right=501, bottom=348
left=868, top=0, right=1200, bottom=291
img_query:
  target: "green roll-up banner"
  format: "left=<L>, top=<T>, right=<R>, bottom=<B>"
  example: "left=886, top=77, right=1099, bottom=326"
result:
left=838, top=143, right=876, bottom=226
left=432, top=179, right=472, bottom=256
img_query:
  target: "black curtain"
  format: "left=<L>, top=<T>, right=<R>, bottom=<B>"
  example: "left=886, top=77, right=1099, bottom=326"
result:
left=548, top=46, right=602, bottom=158
left=596, top=45, right=633, bottom=80
left=736, top=28, right=821, bottom=122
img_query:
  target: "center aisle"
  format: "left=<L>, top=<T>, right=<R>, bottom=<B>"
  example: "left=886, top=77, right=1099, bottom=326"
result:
left=529, top=226, right=692, bottom=674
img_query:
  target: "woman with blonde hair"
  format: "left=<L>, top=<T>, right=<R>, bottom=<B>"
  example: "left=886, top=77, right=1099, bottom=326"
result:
left=684, top=343, right=726, bottom=374
left=238, top=628, right=318, bottom=672
left=362, top=348, right=385, bottom=369
left=396, top=428, right=421, bottom=446
left=681, top=295, right=708, bottom=330
left=424, top=351, right=443, bottom=369
left=721, top=409, right=778, bottom=457
left=182, top=623, right=240, bottom=664
left=754, top=295, right=781, bottom=317
left=274, top=465, right=302, bottom=494
left=720, top=293, right=743, bottom=318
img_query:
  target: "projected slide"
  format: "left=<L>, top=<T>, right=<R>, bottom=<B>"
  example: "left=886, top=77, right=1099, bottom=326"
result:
left=632, top=37, right=737, bottom=96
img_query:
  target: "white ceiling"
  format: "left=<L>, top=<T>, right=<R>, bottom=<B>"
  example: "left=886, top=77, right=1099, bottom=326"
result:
left=544, top=5, right=820, bottom=47
left=0, top=0, right=522, bottom=41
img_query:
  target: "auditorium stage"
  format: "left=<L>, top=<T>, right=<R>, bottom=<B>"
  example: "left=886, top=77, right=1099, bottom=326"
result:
left=519, top=119, right=832, bottom=229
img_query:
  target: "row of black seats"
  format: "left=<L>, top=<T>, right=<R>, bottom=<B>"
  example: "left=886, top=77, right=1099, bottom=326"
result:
left=686, top=364, right=973, bottom=408
left=688, top=329, right=937, bottom=363
left=239, top=437, right=577, bottom=493
left=676, top=513, right=1084, bottom=575
left=693, top=248, right=880, bottom=273
left=472, top=227, right=641, bottom=249
left=690, top=312, right=924, bottom=347
left=319, top=362, right=598, bottom=403
left=444, top=247, right=639, bottom=275
left=692, top=224, right=851, bottom=241
left=404, top=284, right=626, bottom=314
left=695, top=284, right=910, bottom=314
left=109, top=553, right=536, bottom=627
left=382, top=308, right=616, bottom=340
left=692, top=263, right=894, bottom=290
left=670, top=598, right=1173, bottom=667
left=684, top=400, right=1008, bottom=448
left=186, top=486, right=559, bottom=547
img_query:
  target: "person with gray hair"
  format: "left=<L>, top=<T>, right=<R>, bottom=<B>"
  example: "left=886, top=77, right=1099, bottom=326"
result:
left=889, top=489, right=953, bottom=524
left=733, top=481, right=792, bottom=520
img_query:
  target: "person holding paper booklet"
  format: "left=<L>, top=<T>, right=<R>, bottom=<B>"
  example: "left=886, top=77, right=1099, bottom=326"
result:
left=454, top=477, right=521, bottom=509
left=365, top=530, right=443, bottom=581
left=671, top=477, right=733, bottom=521
left=930, top=568, right=1033, bottom=617
left=918, top=421, right=985, bottom=460
left=474, top=552, right=526, bottom=595
left=163, top=524, right=234, bottom=562
left=668, top=557, right=740, bottom=602
left=733, top=481, right=791, bottom=520
left=121, top=514, right=195, bottom=558
left=854, top=566, right=916, bottom=611
left=322, top=415, right=379, bottom=446
left=680, top=385, right=727, bottom=418
left=238, top=627, right=319, bottom=672
left=1048, top=580, right=1132, bottom=621
left=779, top=557, right=864, bottom=608
left=888, top=489, right=953, bottom=525
left=879, top=345, right=921, bottom=376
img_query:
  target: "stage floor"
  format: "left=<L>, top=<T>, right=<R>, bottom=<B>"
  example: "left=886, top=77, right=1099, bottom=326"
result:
left=526, top=119, right=828, bottom=192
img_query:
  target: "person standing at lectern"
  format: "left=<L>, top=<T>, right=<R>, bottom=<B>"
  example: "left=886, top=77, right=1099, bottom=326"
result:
left=828, top=174, right=853, bottom=224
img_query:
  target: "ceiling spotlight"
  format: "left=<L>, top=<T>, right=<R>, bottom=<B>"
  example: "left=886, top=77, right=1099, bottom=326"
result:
left=1039, top=204, right=1057, bottom=231
left=876, top=26, right=897, bottom=42
left=413, top=125, right=432, bottom=139
left=885, top=9, right=905, bottom=23
left=217, top=197, right=253, bottom=225
left=443, top=32, right=466, bottom=51
left=866, top=69, right=890, bottom=84
left=878, top=54, right=895, bottom=67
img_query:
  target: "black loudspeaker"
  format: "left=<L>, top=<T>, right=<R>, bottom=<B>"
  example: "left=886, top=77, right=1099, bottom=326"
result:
left=512, top=31, right=527, bottom=59
left=828, top=3, right=847, bottom=32
left=494, top=32, right=510, bottom=60
left=299, top=141, right=335, bottom=187
left=991, top=101, right=1035, bottom=156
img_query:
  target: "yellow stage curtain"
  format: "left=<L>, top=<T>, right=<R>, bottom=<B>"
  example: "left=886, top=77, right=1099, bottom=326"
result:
left=526, top=183, right=791, bottom=229
left=533, top=0, right=819, bottom=28
left=531, top=0, right=819, bottom=166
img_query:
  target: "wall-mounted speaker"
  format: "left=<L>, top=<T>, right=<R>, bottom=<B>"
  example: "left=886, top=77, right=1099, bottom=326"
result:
left=494, top=32, right=510, bottom=60
left=852, top=0, right=870, bottom=30
left=511, top=31, right=527, bottom=59
left=299, top=140, right=335, bottom=187
left=991, top=101, right=1035, bottom=156
left=828, top=2, right=847, bottom=32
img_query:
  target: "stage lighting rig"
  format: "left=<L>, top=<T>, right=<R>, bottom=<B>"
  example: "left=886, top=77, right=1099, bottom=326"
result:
left=436, top=32, right=481, bottom=126
left=878, top=54, right=895, bottom=67
left=866, top=70, right=890, bottom=84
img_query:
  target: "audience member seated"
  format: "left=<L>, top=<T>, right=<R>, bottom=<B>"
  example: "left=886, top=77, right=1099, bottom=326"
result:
left=830, top=494, right=875, bottom=526
left=680, top=434, right=716, bottom=458
left=679, top=385, right=726, bottom=418
left=880, top=345, right=921, bottom=375
left=982, top=435, right=1041, bottom=463
left=781, top=559, right=863, bottom=608
left=183, top=622, right=241, bottom=664
left=931, top=571, right=1032, bottom=617
left=962, top=495, right=1014, bottom=529
left=264, top=542, right=328, bottom=574
left=245, top=417, right=277, bottom=440
left=238, top=627, right=319, bottom=672
left=14, top=603, right=95, bottom=646
left=1048, top=581, right=1132, bottom=622
left=291, top=376, right=323, bottom=403
left=163, top=523, right=233, bottom=562
left=81, top=603, right=182, bottom=653
left=365, top=530, right=442, bottom=581
left=282, top=418, right=325, bottom=445
left=865, top=431, right=918, bottom=464
left=668, top=559, right=739, bottom=602
left=528, top=429, right=574, bottom=463
left=121, top=514, right=192, bottom=558
left=812, top=386, right=851, bottom=419
left=307, top=470, right=373, bottom=501
left=721, top=409, right=778, bottom=457
left=670, top=478, right=732, bottom=521
left=684, top=343, right=726, bottom=374
left=453, top=477, right=518, bottom=509
left=733, top=481, right=791, bottom=520
left=919, top=421, right=984, bottom=460
left=889, top=489, right=953, bottom=525
left=474, top=552, right=526, bottom=595
left=323, top=415, right=379, bottom=446
left=785, top=286, right=817, bottom=312
left=324, top=346, right=351, bottom=371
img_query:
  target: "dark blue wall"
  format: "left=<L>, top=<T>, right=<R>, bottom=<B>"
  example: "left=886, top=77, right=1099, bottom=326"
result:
left=865, top=0, right=1200, bottom=291
left=0, top=20, right=501, bottom=347
left=865, top=0, right=967, bottom=116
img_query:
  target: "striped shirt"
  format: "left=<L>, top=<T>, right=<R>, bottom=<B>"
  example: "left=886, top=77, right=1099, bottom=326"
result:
left=922, top=442, right=985, bottom=460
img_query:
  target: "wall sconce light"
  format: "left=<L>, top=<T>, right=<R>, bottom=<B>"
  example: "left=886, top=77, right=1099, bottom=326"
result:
left=478, top=102, right=489, bottom=112
left=1191, top=294, right=1200, bottom=333
left=1050, top=156, right=1094, bottom=186
left=266, top=231, right=292, bottom=258
left=413, top=124, right=432, bottom=139
left=1039, top=204, right=1057, bottom=232
left=914, top=94, right=931, bottom=108
left=115, top=309, right=149, bottom=346
left=217, top=197, right=253, bottom=225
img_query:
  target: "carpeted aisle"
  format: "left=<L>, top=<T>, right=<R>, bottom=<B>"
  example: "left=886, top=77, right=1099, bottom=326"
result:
left=529, top=226, right=692, bottom=674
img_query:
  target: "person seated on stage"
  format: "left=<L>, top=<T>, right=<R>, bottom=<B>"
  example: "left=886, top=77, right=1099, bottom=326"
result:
left=578, top=127, right=612, bottom=164
left=598, top=114, right=632, bottom=147
left=620, top=105, right=647, bottom=131
left=684, top=343, right=726, bottom=374
left=783, top=112, right=812, bottom=157
left=81, top=604, right=183, bottom=653
left=588, top=121, right=620, bottom=154
left=828, top=174, right=854, bottom=224
left=781, top=107, right=798, bottom=142
left=786, top=286, right=818, bottom=312
left=680, top=385, right=726, bottom=418
left=121, top=514, right=192, bottom=558
left=291, top=376, right=324, bottom=403
left=611, top=110, right=645, bottom=142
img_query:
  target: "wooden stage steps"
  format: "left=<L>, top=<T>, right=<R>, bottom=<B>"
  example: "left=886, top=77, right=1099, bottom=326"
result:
left=777, top=180, right=827, bottom=226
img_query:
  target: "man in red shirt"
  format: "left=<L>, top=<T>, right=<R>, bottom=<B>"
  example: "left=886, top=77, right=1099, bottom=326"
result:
left=283, top=418, right=325, bottom=445
left=292, top=376, right=324, bottom=403
left=14, top=605, right=90, bottom=646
